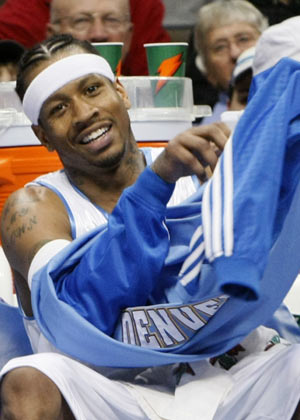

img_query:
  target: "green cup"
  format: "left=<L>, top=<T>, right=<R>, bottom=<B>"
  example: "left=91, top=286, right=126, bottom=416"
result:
left=92, top=42, right=123, bottom=76
left=144, top=42, right=188, bottom=107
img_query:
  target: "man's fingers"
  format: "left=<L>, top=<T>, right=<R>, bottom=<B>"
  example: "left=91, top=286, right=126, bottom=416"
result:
left=191, top=122, right=231, bottom=151
left=212, top=122, right=231, bottom=149
left=170, top=130, right=220, bottom=171
left=152, top=123, right=229, bottom=183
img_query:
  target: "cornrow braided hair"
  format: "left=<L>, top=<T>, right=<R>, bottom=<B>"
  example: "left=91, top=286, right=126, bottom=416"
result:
left=16, top=34, right=99, bottom=101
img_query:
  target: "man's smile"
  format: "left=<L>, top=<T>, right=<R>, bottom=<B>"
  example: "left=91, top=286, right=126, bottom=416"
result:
left=80, top=124, right=112, bottom=145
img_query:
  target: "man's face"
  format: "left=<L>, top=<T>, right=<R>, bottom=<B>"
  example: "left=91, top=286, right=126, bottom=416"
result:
left=202, top=23, right=260, bottom=91
left=30, top=51, right=132, bottom=174
left=48, top=0, right=133, bottom=59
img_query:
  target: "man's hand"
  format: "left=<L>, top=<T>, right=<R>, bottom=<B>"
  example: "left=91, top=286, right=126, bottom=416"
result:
left=151, top=122, right=230, bottom=183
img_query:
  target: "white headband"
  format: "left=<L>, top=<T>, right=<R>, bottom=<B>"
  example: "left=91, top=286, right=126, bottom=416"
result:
left=23, top=53, right=115, bottom=125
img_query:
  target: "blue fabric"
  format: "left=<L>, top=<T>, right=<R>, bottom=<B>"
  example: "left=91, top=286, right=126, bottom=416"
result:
left=31, top=175, right=300, bottom=367
left=265, top=303, right=300, bottom=344
left=53, top=167, right=174, bottom=335
left=29, top=58, right=300, bottom=367
left=0, top=301, right=32, bottom=369
left=211, top=57, right=300, bottom=299
left=187, top=58, right=300, bottom=301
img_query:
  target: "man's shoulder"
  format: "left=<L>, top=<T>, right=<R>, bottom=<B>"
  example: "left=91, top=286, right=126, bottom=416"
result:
left=2, top=182, right=63, bottom=220
left=27, top=169, right=66, bottom=187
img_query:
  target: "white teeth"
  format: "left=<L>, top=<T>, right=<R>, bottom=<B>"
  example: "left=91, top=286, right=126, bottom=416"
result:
left=81, top=126, right=110, bottom=144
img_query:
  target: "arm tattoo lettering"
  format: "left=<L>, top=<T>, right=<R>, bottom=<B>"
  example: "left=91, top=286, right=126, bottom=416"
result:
left=9, top=208, right=29, bottom=225
left=5, top=206, right=31, bottom=233
left=9, top=215, right=38, bottom=245
left=3, top=192, right=40, bottom=222
left=2, top=198, right=18, bottom=222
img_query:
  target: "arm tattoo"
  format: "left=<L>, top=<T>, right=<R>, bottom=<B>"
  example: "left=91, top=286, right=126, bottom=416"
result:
left=9, top=208, right=29, bottom=225
left=2, top=193, right=40, bottom=223
left=3, top=192, right=42, bottom=244
left=2, top=198, right=18, bottom=222
left=9, top=215, right=38, bottom=245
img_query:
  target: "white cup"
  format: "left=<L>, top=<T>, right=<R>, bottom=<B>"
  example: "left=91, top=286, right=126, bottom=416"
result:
left=221, top=110, right=244, bottom=131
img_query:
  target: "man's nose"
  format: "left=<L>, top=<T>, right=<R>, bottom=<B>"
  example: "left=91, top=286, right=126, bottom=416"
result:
left=86, top=18, right=110, bottom=42
left=72, top=99, right=98, bottom=129
left=229, top=42, right=243, bottom=61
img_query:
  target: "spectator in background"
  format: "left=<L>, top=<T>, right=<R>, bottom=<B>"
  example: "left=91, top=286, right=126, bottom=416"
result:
left=187, top=0, right=267, bottom=124
left=47, top=0, right=133, bottom=68
left=0, top=0, right=170, bottom=75
left=0, top=40, right=25, bottom=82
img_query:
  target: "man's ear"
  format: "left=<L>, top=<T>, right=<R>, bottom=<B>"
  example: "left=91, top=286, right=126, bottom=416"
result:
left=31, top=124, right=55, bottom=152
left=115, top=79, right=131, bottom=109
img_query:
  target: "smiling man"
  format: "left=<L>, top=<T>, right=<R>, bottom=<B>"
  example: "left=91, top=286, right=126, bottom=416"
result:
left=1, top=33, right=300, bottom=420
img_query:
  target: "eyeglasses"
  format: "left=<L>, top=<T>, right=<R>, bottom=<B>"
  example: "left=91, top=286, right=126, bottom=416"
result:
left=208, top=33, right=258, bottom=56
left=53, top=12, right=131, bottom=33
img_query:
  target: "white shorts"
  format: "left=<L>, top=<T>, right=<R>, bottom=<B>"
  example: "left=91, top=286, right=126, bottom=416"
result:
left=0, top=352, right=148, bottom=420
left=1, top=343, right=300, bottom=420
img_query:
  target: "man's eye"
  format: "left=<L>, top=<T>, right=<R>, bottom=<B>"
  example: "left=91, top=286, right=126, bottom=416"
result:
left=73, top=17, right=90, bottom=25
left=86, top=85, right=99, bottom=94
left=50, top=103, right=66, bottom=116
left=213, top=44, right=227, bottom=54
left=237, top=35, right=252, bottom=44
left=104, top=17, right=120, bottom=25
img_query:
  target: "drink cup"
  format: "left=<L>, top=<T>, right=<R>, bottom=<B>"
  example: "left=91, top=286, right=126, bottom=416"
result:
left=144, top=42, right=188, bottom=108
left=144, top=42, right=188, bottom=77
left=92, top=42, right=123, bottom=76
left=221, top=110, right=244, bottom=132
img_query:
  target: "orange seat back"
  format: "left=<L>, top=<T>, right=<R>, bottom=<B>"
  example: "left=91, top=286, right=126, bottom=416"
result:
left=0, top=142, right=167, bottom=220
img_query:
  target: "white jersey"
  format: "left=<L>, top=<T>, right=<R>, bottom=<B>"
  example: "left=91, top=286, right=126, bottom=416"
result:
left=27, top=169, right=108, bottom=238
left=27, top=148, right=198, bottom=239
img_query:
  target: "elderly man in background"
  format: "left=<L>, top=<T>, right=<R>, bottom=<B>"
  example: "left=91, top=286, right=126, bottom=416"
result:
left=187, top=0, right=267, bottom=124
left=47, top=0, right=133, bottom=66
left=0, top=0, right=170, bottom=75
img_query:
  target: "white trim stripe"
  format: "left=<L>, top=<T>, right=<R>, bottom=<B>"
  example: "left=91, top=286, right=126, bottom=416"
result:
left=212, top=160, right=222, bottom=257
left=179, top=132, right=234, bottom=290
left=179, top=241, right=204, bottom=275
left=180, top=259, right=204, bottom=286
left=202, top=178, right=212, bottom=260
left=223, top=135, right=234, bottom=256
left=189, top=226, right=203, bottom=249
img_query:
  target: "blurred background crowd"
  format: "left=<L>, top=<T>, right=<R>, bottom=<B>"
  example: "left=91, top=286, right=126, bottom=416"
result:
left=0, top=0, right=299, bottom=114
